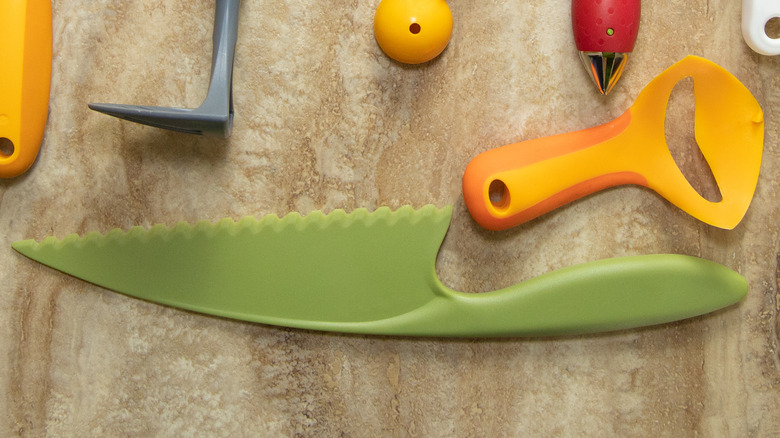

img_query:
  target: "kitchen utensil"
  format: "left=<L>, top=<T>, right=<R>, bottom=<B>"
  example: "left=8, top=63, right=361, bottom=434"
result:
left=88, top=0, right=240, bottom=137
left=463, top=56, right=764, bottom=231
left=374, top=0, right=453, bottom=64
left=572, top=0, right=641, bottom=94
left=0, top=0, right=52, bottom=178
left=743, top=0, right=780, bottom=55
left=13, top=205, right=747, bottom=337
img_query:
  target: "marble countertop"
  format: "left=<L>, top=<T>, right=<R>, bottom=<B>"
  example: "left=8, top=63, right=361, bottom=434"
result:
left=1, top=0, right=778, bottom=436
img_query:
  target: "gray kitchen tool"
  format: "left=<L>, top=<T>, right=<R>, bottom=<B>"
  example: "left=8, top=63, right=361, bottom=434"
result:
left=89, top=0, right=241, bottom=137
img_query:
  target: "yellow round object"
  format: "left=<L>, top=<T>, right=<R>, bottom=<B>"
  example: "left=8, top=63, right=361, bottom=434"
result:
left=373, top=0, right=453, bottom=64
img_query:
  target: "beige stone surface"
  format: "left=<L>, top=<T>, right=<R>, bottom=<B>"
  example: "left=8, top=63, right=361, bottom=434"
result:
left=1, top=0, right=779, bottom=436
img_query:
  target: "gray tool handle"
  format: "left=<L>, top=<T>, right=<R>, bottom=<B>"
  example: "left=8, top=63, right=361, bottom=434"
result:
left=202, top=0, right=241, bottom=122
left=89, top=0, right=242, bottom=137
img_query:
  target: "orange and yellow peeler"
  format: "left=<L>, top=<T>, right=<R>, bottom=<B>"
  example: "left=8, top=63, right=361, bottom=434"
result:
left=463, top=56, right=764, bottom=231
left=0, top=0, right=52, bottom=178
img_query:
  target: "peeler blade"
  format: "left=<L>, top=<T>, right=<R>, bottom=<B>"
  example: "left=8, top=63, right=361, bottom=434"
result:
left=578, top=51, right=629, bottom=95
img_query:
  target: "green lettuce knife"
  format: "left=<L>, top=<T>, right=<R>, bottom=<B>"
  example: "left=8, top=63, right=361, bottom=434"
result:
left=12, top=205, right=746, bottom=337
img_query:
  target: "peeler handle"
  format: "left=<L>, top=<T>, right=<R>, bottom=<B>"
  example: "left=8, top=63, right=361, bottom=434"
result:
left=462, top=110, right=647, bottom=231
left=0, top=0, right=52, bottom=178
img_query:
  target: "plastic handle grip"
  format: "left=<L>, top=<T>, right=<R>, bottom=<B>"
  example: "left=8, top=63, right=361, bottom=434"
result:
left=572, top=0, right=641, bottom=53
left=0, top=0, right=52, bottom=178
left=462, top=111, right=648, bottom=231
left=742, top=0, right=780, bottom=55
left=427, top=254, right=747, bottom=337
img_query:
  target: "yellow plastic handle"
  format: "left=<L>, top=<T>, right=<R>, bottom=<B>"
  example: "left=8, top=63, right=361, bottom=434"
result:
left=463, top=56, right=764, bottom=231
left=0, top=0, right=52, bottom=178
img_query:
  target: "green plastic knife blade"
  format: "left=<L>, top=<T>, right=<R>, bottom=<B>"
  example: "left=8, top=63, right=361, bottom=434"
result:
left=12, top=205, right=747, bottom=337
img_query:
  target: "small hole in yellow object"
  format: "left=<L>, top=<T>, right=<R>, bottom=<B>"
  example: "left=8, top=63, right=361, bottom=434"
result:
left=409, top=23, right=421, bottom=34
left=0, top=138, right=14, bottom=158
left=489, top=180, right=510, bottom=210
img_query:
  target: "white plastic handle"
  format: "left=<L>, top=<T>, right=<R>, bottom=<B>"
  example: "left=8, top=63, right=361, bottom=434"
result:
left=743, top=0, right=780, bottom=55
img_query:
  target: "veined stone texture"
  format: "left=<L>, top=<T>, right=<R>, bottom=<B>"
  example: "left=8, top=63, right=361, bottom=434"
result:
left=0, top=0, right=778, bottom=436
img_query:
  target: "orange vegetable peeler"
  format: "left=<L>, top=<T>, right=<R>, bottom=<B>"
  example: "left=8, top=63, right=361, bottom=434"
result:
left=463, top=56, right=764, bottom=231
left=0, top=0, right=52, bottom=178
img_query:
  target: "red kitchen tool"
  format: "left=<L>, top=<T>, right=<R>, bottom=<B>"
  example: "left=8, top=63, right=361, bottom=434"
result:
left=572, top=0, right=641, bottom=95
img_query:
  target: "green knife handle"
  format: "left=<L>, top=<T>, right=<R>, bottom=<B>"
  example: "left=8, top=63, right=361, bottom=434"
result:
left=384, top=254, right=747, bottom=337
